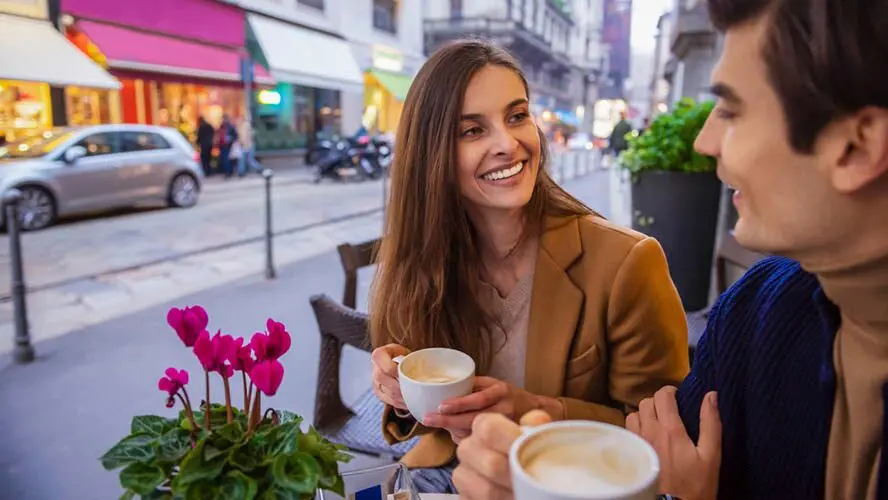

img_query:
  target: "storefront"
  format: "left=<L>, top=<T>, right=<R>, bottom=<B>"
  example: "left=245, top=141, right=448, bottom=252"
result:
left=247, top=13, right=363, bottom=151
left=62, top=0, right=271, bottom=145
left=0, top=3, right=119, bottom=143
left=361, top=45, right=413, bottom=136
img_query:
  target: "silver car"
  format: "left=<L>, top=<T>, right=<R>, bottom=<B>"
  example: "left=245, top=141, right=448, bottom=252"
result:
left=0, top=124, right=203, bottom=230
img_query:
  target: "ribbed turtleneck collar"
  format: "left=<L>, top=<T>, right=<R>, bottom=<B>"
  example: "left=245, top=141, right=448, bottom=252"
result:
left=811, top=253, right=888, bottom=331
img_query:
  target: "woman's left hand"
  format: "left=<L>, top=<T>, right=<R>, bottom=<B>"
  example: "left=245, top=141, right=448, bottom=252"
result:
left=421, top=376, right=541, bottom=442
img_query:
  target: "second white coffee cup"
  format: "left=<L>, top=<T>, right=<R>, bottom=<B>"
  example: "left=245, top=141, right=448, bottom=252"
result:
left=510, top=420, right=660, bottom=500
left=393, top=348, right=475, bottom=421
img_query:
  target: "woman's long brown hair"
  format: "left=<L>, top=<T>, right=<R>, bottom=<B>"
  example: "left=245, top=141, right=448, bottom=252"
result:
left=369, top=39, right=593, bottom=374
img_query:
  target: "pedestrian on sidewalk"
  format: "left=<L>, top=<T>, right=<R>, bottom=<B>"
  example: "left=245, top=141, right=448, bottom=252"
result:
left=237, top=117, right=262, bottom=177
left=196, top=117, right=215, bottom=176
left=216, top=114, right=238, bottom=179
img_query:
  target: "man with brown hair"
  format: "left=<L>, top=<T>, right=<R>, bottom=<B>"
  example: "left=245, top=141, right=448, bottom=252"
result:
left=450, top=0, right=888, bottom=498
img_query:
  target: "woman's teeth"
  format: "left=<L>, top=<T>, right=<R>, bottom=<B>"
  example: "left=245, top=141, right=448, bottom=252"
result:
left=482, top=162, right=524, bottom=181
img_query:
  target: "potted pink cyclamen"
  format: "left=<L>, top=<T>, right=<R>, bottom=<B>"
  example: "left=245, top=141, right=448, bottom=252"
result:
left=100, top=305, right=352, bottom=499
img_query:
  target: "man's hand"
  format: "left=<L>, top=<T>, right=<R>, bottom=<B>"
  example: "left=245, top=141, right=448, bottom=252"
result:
left=421, top=376, right=542, bottom=442
left=370, top=344, right=410, bottom=410
left=453, top=410, right=552, bottom=500
left=626, top=387, right=722, bottom=500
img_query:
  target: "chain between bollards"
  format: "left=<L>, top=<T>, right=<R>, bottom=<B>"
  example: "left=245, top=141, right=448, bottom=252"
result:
left=262, top=169, right=276, bottom=280
left=4, top=189, right=35, bottom=364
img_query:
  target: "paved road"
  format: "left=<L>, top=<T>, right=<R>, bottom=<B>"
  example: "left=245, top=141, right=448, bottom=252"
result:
left=0, top=169, right=616, bottom=500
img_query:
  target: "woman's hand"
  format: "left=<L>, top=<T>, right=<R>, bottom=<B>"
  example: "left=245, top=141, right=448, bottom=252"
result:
left=370, top=344, right=410, bottom=411
left=422, top=376, right=561, bottom=441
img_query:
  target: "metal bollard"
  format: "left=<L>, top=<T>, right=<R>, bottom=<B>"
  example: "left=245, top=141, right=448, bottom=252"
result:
left=262, top=169, right=276, bottom=280
left=4, top=189, right=35, bottom=364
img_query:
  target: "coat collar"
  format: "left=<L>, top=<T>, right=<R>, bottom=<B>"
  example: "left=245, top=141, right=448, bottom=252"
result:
left=525, top=215, right=585, bottom=397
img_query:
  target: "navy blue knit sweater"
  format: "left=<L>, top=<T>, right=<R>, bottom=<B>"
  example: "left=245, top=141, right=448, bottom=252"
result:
left=676, top=257, right=888, bottom=499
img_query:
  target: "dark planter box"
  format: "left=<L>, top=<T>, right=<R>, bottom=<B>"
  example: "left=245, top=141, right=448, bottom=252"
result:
left=631, top=170, right=722, bottom=311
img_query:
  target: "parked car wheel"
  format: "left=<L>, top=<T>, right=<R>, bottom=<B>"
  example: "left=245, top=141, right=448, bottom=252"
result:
left=15, top=185, right=57, bottom=231
left=168, top=173, right=199, bottom=208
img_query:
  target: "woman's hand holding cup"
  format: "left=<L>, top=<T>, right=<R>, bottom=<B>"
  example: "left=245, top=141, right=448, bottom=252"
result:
left=423, top=376, right=543, bottom=441
left=371, top=343, right=411, bottom=411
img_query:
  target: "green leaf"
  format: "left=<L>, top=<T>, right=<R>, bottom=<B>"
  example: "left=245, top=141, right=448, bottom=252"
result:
left=258, top=485, right=303, bottom=500
left=229, top=442, right=263, bottom=472
left=119, top=491, right=136, bottom=500
left=101, top=434, right=157, bottom=470
left=172, top=438, right=225, bottom=489
left=277, top=411, right=303, bottom=426
left=132, top=415, right=176, bottom=437
left=212, top=420, right=245, bottom=444
left=183, top=480, right=220, bottom=500
left=266, top=422, right=302, bottom=456
left=156, top=428, right=192, bottom=463
left=119, top=462, right=166, bottom=495
left=270, top=453, right=321, bottom=494
left=219, top=470, right=258, bottom=500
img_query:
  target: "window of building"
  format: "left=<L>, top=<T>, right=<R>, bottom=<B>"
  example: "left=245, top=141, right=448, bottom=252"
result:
left=298, top=0, right=324, bottom=10
left=450, top=0, right=462, bottom=18
left=373, top=0, right=397, bottom=33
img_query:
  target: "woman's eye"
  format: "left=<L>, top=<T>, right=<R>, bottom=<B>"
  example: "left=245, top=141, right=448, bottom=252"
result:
left=509, top=112, right=529, bottom=124
left=461, top=127, right=483, bottom=137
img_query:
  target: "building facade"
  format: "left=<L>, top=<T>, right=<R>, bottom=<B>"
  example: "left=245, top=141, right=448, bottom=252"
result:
left=60, top=0, right=268, bottom=145
left=423, top=0, right=607, bottom=139
left=0, top=0, right=118, bottom=144
left=666, top=0, right=719, bottom=105
left=228, top=0, right=426, bottom=151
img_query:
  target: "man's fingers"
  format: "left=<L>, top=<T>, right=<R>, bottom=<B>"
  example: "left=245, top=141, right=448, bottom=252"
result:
left=519, top=410, right=552, bottom=427
left=473, top=413, right=523, bottom=454
left=638, top=396, right=658, bottom=438
left=697, top=391, right=722, bottom=462
left=455, top=435, right=513, bottom=489
left=653, top=387, right=687, bottom=436
left=626, top=412, right=640, bottom=435
left=452, top=461, right=513, bottom=500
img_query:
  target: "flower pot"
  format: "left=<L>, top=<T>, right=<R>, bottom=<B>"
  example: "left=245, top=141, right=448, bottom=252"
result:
left=631, top=170, right=722, bottom=311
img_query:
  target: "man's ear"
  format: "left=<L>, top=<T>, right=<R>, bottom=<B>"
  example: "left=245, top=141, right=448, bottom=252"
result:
left=830, top=107, right=888, bottom=194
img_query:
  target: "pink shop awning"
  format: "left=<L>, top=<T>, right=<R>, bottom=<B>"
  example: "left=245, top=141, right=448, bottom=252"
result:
left=74, top=21, right=273, bottom=85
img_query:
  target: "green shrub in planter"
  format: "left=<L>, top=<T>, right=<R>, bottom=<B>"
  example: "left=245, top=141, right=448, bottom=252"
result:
left=620, top=98, right=716, bottom=177
left=619, top=98, right=722, bottom=312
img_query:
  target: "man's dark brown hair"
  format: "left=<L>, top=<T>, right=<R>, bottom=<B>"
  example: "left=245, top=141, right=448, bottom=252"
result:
left=707, top=0, right=888, bottom=152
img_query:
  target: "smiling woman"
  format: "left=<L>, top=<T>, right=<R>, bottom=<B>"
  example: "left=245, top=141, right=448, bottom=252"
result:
left=367, top=39, right=690, bottom=494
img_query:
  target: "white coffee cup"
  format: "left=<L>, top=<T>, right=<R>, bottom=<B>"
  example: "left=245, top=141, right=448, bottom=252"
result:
left=510, top=420, right=660, bottom=500
left=393, top=348, right=475, bottom=421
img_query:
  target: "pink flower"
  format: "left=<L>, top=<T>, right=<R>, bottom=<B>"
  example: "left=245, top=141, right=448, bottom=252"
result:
left=158, top=367, right=189, bottom=396
left=250, top=360, right=284, bottom=396
left=250, top=319, right=291, bottom=362
left=193, top=330, right=236, bottom=378
left=167, top=306, right=209, bottom=347
left=228, top=338, right=255, bottom=373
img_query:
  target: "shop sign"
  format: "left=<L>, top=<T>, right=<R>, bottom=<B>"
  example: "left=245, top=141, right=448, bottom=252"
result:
left=0, top=0, right=47, bottom=19
left=372, top=44, right=403, bottom=73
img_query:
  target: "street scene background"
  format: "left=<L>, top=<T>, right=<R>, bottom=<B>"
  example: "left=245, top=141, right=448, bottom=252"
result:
left=0, top=0, right=722, bottom=497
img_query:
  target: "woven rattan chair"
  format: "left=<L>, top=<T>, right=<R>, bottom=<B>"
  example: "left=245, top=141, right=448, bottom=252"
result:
left=309, top=294, right=415, bottom=458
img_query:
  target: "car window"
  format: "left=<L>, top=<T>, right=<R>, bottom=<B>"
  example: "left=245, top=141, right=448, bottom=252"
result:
left=121, top=131, right=171, bottom=153
left=74, top=133, right=119, bottom=157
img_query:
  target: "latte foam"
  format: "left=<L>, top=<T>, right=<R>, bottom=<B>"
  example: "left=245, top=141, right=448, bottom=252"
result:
left=520, top=429, right=650, bottom=496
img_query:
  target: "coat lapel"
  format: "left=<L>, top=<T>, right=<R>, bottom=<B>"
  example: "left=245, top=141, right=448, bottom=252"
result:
left=525, top=216, right=585, bottom=397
